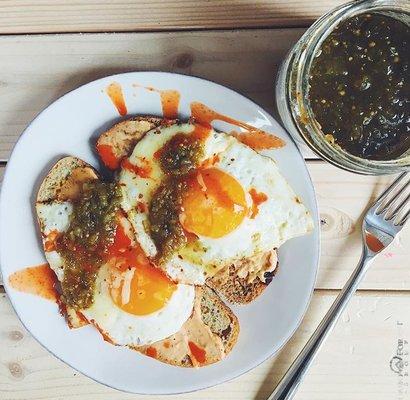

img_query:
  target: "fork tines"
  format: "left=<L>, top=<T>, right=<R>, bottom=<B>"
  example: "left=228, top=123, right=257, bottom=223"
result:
left=375, top=172, right=410, bottom=226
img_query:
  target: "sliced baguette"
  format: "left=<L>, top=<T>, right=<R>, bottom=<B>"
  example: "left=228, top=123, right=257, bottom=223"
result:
left=36, top=156, right=99, bottom=328
left=136, top=286, right=239, bottom=367
left=96, top=116, right=176, bottom=170
left=96, top=118, right=278, bottom=304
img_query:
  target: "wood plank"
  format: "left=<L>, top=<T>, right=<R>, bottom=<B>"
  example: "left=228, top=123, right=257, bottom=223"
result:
left=0, top=163, right=409, bottom=290
left=0, top=1, right=345, bottom=34
left=309, top=163, right=410, bottom=291
left=1, top=290, right=408, bottom=399
left=0, top=30, right=321, bottom=162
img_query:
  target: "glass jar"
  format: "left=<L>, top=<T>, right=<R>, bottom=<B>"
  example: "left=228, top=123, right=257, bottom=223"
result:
left=276, top=0, right=410, bottom=175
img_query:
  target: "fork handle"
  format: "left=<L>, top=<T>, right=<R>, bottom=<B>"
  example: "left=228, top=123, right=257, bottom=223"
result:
left=267, top=251, right=373, bottom=400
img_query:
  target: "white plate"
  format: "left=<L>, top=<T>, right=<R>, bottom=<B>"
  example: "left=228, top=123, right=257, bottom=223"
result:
left=0, top=72, right=319, bottom=394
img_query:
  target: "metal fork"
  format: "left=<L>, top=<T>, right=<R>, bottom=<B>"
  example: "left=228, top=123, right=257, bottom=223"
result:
left=268, top=172, right=410, bottom=400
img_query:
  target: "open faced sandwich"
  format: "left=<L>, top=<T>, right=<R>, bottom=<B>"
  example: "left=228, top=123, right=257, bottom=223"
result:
left=35, top=115, right=313, bottom=367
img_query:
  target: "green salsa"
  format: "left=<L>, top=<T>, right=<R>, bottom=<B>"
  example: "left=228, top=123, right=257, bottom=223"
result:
left=57, top=181, right=122, bottom=309
left=309, top=13, right=410, bottom=160
left=149, top=178, right=189, bottom=264
left=159, top=133, right=203, bottom=176
left=149, top=131, right=204, bottom=262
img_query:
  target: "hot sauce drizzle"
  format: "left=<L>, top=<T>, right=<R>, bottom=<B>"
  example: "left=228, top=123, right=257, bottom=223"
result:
left=121, top=158, right=152, bottom=178
left=190, top=102, right=285, bottom=150
left=366, top=233, right=385, bottom=253
left=188, top=341, right=206, bottom=364
left=132, top=87, right=280, bottom=152
left=249, top=188, right=268, bottom=218
left=146, top=346, right=158, bottom=359
left=96, top=144, right=120, bottom=170
left=232, top=130, right=285, bottom=151
left=106, top=82, right=127, bottom=116
left=8, top=264, right=58, bottom=302
left=90, top=320, right=115, bottom=344
left=160, top=90, right=180, bottom=119
left=191, top=123, right=211, bottom=140
left=133, top=85, right=180, bottom=119
left=44, top=230, right=59, bottom=252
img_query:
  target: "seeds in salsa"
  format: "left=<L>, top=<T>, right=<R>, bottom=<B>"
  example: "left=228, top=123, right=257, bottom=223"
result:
left=57, top=181, right=122, bottom=309
left=309, top=13, right=410, bottom=160
left=149, top=131, right=204, bottom=262
left=149, top=178, right=189, bottom=263
left=159, top=132, right=204, bottom=176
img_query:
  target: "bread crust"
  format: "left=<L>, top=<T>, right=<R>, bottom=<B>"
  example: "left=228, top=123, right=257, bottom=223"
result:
left=201, top=286, right=240, bottom=355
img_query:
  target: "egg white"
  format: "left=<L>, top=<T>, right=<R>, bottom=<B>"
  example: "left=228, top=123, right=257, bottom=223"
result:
left=119, top=123, right=314, bottom=285
left=81, top=264, right=195, bottom=346
left=36, top=201, right=195, bottom=345
left=37, top=201, right=72, bottom=281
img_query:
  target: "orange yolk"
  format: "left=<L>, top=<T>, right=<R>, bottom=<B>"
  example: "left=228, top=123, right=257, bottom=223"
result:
left=111, top=261, right=177, bottom=316
left=180, top=168, right=247, bottom=238
left=109, top=224, right=177, bottom=315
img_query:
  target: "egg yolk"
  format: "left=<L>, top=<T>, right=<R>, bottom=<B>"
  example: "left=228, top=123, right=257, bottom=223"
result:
left=180, top=168, right=247, bottom=238
left=109, top=224, right=177, bottom=315
left=111, top=262, right=177, bottom=316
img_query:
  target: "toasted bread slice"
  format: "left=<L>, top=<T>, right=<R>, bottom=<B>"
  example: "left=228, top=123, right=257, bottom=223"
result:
left=36, top=156, right=99, bottom=328
left=137, top=286, right=239, bottom=367
left=96, top=118, right=279, bottom=304
left=207, top=250, right=278, bottom=304
left=96, top=116, right=176, bottom=170
left=37, top=157, right=99, bottom=203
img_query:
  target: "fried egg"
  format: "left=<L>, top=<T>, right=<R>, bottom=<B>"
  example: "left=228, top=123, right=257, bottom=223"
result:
left=36, top=202, right=195, bottom=345
left=119, top=122, right=314, bottom=285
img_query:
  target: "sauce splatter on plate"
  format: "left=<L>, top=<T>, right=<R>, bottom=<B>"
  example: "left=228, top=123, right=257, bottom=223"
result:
left=8, top=264, right=58, bottom=302
left=190, top=102, right=285, bottom=150
left=106, top=82, right=127, bottom=116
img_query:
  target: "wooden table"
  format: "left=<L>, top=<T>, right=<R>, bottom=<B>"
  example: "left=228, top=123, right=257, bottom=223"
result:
left=0, top=1, right=409, bottom=399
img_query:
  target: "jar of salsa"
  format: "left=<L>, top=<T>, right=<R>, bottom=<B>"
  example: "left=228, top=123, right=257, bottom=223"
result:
left=276, top=0, right=409, bottom=174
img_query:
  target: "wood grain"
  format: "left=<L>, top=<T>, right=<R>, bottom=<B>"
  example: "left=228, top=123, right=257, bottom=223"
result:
left=1, top=291, right=408, bottom=400
left=0, top=5, right=408, bottom=399
left=0, top=29, right=314, bottom=161
left=309, top=164, right=410, bottom=291
left=0, top=163, right=408, bottom=290
left=0, top=1, right=345, bottom=34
